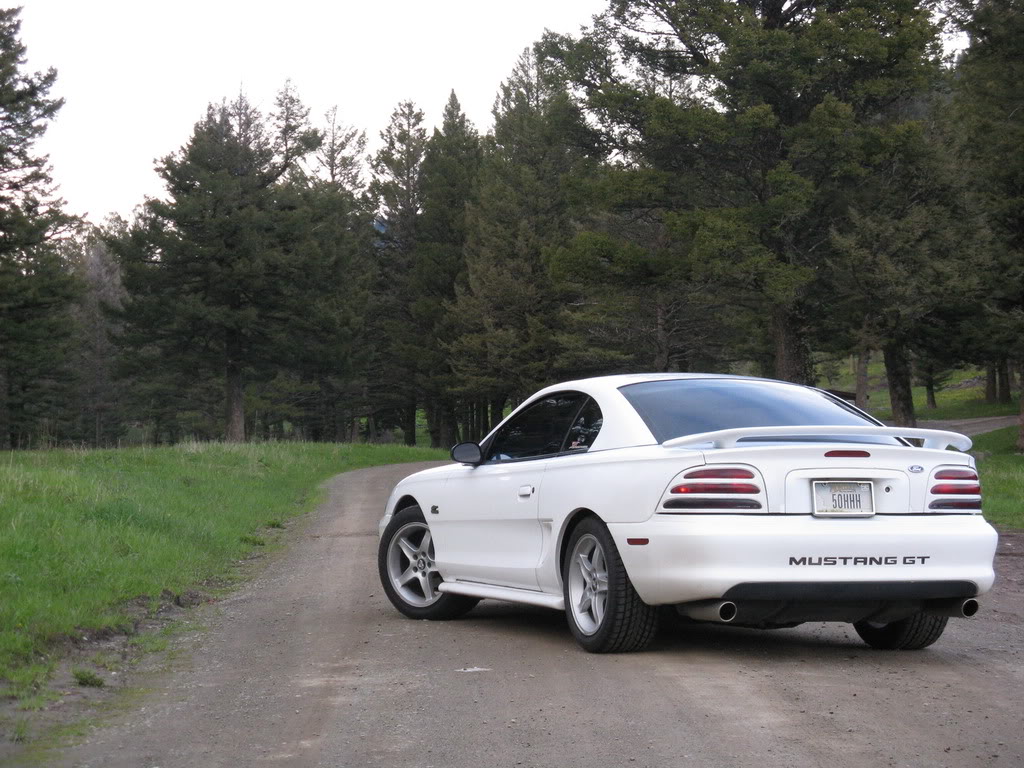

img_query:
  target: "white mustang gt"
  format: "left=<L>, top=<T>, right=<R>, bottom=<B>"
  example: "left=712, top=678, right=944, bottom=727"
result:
left=377, top=374, right=998, bottom=653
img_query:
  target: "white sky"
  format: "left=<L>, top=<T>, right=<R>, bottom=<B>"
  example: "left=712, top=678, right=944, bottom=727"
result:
left=18, top=0, right=606, bottom=223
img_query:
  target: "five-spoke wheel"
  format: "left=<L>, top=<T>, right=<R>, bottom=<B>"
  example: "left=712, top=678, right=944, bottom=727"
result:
left=567, top=533, right=609, bottom=635
left=562, top=517, right=658, bottom=653
left=386, top=521, right=441, bottom=607
left=377, top=505, right=478, bottom=620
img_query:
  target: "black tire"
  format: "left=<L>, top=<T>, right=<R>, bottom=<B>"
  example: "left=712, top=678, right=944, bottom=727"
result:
left=853, top=613, right=949, bottom=650
left=378, top=505, right=478, bottom=620
left=562, top=517, right=658, bottom=653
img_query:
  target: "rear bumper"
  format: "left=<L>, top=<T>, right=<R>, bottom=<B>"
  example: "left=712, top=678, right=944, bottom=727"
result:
left=608, top=514, right=998, bottom=605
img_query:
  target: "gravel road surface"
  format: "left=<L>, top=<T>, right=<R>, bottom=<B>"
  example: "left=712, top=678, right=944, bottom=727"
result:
left=54, top=462, right=1024, bottom=768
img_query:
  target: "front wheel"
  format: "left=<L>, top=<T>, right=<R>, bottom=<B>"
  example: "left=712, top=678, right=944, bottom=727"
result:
left=378, top=505, right=478, bottom=620
left=563, top=517, right=658, bottom=653
left=853, top=613, right=948, bottom=650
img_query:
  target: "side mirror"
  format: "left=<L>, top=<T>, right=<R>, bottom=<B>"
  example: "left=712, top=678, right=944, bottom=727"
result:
left=450, top=441, right=483, bottom=465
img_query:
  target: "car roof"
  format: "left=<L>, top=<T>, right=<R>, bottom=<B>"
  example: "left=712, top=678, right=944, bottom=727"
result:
left=533, top=372, right=780, bottom=397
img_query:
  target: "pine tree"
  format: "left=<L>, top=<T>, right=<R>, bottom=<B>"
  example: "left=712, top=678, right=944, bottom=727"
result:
left=116, top=87, right=320, bottom=442
left=542, top=0, right=945, bottom=384
left=450, top=51, right=591, bottom=429
left=368, top=101, right=427, bottom=444
left=413, top=91, right=480, bottom=447
left=952, top=0, right=1024, bottom=448
left=0, top=7, right=75, bottom=448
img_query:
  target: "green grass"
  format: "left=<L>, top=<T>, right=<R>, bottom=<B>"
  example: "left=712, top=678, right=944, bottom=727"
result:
left=71, top=669, right=104, bottom=688
left=0, top=441, right=446, bottom=696
left=973, top=427, right=1024, bottom=528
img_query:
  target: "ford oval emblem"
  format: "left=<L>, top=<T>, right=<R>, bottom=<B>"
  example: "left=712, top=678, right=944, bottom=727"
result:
left=908, top=465, right=924, bottom=474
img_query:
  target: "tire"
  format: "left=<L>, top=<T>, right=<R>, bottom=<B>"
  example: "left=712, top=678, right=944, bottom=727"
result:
left=378, top=505, right=478, bottom=620
left=853, top=613, right=949, bottom=650
left=562, top=517, right=658, bottom=653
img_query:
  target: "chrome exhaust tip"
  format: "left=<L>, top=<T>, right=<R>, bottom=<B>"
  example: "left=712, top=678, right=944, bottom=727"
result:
left=924, top=597, right=980, bottom=618
left=676, top=600, right=738, bottom=623
left=718, top=601, right=738, bottom=622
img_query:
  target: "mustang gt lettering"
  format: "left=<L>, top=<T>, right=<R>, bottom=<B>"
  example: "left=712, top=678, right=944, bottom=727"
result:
left=377, top=374, right=998, bottom=653
left=789, top=556, right=932, bottom=566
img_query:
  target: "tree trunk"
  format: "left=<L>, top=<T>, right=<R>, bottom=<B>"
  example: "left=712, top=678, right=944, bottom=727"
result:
left=425, top=402, right=442, bottom=449
left=997, top=358, right=1012, bottom=404
left=771, top=308, right=812, bottom=384
left=883, top=342, right=916, bottom=427
left=489, top=396, right=506, bottom=433
left=476, top=401, right=487, bottom=441
left=0, top=361, right=10, bottom=450
left=855, top=349, right=870, bottom=410
left=224, top=358, right=245, bottom=442
left=985, top=364, right=997, bottom=403
left=925, top=379, right=937, bottom=409
left=403, top=401, right=417, bottom=446
left=1017, top=361, right=1024, bottom=454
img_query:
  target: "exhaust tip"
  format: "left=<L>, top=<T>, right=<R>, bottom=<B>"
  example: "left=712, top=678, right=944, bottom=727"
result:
left=719, top=601, right=738, bottom=622
left=961, top=598, right=979, bottom=618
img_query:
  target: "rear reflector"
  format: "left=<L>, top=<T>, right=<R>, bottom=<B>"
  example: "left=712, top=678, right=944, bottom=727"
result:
left=824, top=450, right=871, bottom=458
left=929, top=500, right=982, bottom=510
left=671, top=482, right=760, bottom=495
left=684, top=468, right=755, bottom=479
left=626, top=538, right=649, bottom=546
left=934, top=469, right=979, bottom=481
left=930, top=483, right=981, bottom=495
left=663, top=498, right=762, bottom=510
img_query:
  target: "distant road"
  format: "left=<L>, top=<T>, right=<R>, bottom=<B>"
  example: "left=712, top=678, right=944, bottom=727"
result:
left=48, top=460, right=1024, bottom=768
left=919, top=415, right=1019, bottom=436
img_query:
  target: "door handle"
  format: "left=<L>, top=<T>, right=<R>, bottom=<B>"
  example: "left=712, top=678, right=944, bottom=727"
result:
left=518, top=485, right=534, bottom=497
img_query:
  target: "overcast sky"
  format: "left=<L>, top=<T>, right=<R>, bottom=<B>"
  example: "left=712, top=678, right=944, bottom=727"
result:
left=18, top=0, right=606, bottom=223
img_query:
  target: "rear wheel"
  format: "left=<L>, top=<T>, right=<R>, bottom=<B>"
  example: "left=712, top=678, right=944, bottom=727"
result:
left=563, top=517, right=658, bottom=653
left=853, top=613, right=948, bottom=650
left=378, top=505, right=478, bottom=620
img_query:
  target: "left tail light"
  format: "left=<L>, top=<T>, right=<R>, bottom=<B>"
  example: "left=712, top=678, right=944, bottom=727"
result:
left=661, top=466, right=765, bottom=512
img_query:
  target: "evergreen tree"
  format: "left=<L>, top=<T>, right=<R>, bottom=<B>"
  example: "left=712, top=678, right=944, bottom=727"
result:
left=952, top=0, right=1024, bottom=448
left=368, top=101, right=427, bottom=444
left=542, top=0, right=945, bottom=384
left=413, top=91, right=480, bottom=447
left=0, top=7, right=74, bottom=448
left=450, top=50, right=596, bottom=434
left=116, top=87, right=320, bottom=442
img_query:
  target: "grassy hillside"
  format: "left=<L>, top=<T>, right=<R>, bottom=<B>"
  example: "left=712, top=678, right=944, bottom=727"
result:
left=821, top=361, right=1018, bottom=421
left=0, top=442, right=446, bottom=696
left=973, top=427, right=1024, bottom=528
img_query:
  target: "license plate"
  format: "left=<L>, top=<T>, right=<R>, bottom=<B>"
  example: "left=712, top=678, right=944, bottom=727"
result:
left=813, top=481, right=875, bottom=517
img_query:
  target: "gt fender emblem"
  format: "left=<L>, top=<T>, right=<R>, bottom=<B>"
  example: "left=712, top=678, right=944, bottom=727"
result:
left=908, top=465, right=924, bottom=474
left=430, top=505, right=440, bottom=515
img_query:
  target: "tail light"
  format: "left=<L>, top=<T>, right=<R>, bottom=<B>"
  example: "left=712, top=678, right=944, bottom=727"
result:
left=927, top=466, right=982, bottom=512
left=662, top=466, right=764, bottom=513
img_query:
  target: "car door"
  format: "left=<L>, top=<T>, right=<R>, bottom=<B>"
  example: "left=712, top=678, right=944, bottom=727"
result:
left=431, top=392, right=588, bottom=591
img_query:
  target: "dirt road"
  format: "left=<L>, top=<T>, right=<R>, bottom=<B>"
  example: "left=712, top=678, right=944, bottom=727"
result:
left=52, top=462, right=1024, bottom=768
left=918, top=416, right=1019, bottom=437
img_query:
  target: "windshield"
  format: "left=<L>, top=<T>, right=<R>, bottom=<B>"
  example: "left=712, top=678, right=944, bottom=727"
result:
left=619, top=379, right=892, bottom=444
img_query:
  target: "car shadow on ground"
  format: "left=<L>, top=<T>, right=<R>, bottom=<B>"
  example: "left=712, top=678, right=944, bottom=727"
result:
left=453, top=601, right=961, bottom=664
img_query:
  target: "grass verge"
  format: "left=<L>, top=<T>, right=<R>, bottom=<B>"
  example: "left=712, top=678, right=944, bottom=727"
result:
left=0, top=441, right=446, bottom=698
left=973, top=427, right=1024, bottom=529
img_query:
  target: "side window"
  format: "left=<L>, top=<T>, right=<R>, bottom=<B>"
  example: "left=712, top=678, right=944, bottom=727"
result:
left=485, top=392, right=586, bottom=462
left=561, top=397, right=603, bottom=454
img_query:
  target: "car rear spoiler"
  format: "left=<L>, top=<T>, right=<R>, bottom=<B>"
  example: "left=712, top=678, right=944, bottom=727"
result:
left=661, top=425, right=972, bottom=452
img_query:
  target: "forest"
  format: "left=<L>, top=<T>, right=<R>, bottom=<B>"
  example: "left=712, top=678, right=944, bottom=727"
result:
left=1, top=0, right=1022, bottom=451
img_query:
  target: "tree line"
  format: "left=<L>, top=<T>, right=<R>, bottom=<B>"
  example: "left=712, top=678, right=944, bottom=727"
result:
left=1, top=1, right=1022, bottom=451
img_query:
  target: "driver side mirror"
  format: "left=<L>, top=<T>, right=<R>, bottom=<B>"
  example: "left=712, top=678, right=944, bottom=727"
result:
left=450, top=441, right=483, bottom=465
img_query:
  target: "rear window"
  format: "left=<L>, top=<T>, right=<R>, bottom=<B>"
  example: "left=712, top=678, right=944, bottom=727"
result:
left=619, top=379, right=886, bottom=444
